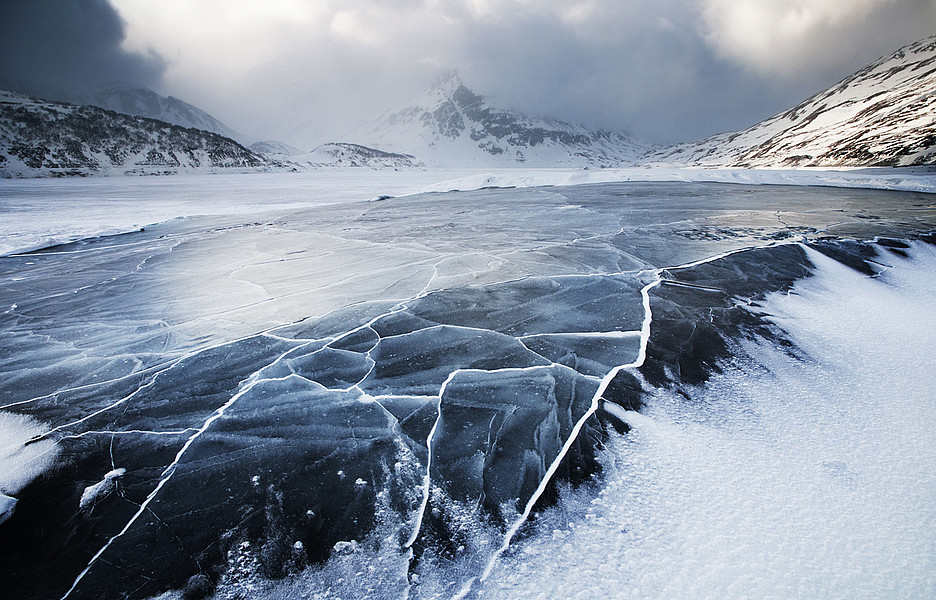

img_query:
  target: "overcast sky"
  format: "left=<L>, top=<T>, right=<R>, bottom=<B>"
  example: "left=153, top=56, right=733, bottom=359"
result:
left=2, top=0, right=935, bottom=147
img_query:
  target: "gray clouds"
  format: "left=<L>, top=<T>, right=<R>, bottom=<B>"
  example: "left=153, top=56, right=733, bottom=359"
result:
left=418, top=0, right=936, bottom=143
left=0, top=0, right=165, bottom=92
left=16, top=1, right=936, bottom=145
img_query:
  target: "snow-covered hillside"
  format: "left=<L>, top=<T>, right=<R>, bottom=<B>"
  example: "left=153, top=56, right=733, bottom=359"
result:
left=355, top=71, right=650, bottom=167
left=647, top=36, right=936, bottom=168
left=294, top=143, right=423, bottom=169
left=0, top=79, right=242, bottom=141
left=0, top=90, right=267, bottom=177
left=249, top=140, right=303, bottom=156
left=250, top=141, right=423, bottom=169
left=85, top=84, right=243, bottom=141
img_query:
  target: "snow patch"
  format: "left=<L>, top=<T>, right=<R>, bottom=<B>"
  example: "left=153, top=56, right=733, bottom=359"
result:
left=79, top=468, right=126, bottom=510
left=417, top=166, right=936, bottom=195
left=476, top=241, right=936, bottom=599
left=0, top=411, right=60, bottom=521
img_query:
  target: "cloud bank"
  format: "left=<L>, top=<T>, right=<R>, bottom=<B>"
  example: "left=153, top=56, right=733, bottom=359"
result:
left=9, top=1, right=936, bottom=146
left=0, top=0, right=164, bottom=93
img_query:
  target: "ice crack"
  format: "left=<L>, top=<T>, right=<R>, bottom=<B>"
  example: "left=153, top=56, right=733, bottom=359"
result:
left=57, top=343, right=310, bottom=599
left=448, top=241, right=796, bottom=599
left=449, top=273, right=662, bottom=600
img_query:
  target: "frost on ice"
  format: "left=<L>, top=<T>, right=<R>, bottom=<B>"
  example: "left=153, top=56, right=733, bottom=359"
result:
left=1, top=180, right=934, bottom=599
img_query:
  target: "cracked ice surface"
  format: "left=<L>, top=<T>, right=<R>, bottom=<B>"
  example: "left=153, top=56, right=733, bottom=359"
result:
left=476, top=242, right=936, bottom=600
left=1, top=181, right=935, bottom=599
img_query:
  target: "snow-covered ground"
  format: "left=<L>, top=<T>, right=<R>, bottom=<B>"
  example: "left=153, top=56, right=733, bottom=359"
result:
left=420, top=166, right=936, bottom=194
left=2, top=173, right=934, bottom=599
left=0, top=411, right=59, bottom=524
left=0, top=169, right=489, bottom=256
left=476, top=242, right=936, bottom=599
left=2, top=167, right=933, bottom=257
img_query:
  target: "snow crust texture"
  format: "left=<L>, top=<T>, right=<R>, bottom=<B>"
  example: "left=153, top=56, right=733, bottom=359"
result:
left=479, top=241, right=936, bottom=600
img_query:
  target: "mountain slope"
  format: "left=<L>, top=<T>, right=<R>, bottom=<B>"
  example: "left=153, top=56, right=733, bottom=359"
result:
left=647, top=36, right=936, bottom=168
left=249, top=140, right=303, bottom=156
left=293, top=143, right=423, bottom=168
left=0, top=79, right=242, bottom=141
left=356, top=72, right=649, bottom=167
left=0, top=90, right=267, bottom=177
left=86, top=84, right=243, bottom=141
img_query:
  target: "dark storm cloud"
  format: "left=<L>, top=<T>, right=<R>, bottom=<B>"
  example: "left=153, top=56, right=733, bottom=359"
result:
left=109, top=0, right=936, bottom=146
left=0, top=0, right=164, bottom=92
left=448, top=0, right=936, bottom=143
left=450, top=4, right=761, bottom=143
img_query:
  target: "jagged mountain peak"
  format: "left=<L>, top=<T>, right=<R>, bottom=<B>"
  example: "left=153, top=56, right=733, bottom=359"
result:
left=357, top=72, right=649, bottom=167
left=427, top=69, right=465, bottom=96
left=300, top=143, right=423, bottom=169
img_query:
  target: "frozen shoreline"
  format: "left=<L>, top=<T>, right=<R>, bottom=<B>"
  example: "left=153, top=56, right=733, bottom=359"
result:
left=417, top=165, right=936, bottom=195
left=1, top=166, right=934, bottom=257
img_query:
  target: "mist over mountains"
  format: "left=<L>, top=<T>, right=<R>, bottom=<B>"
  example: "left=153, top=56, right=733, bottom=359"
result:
left=0, top=90, right=263, bottom=177
left=0, top=79, right=241, bottom=141
left=2, top=35, right=935, bottom=177
left=347, top=71, right=651, bottom=167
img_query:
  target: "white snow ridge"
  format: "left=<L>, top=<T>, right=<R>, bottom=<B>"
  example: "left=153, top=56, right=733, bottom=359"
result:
left=0, top=411, right=60, bottom=524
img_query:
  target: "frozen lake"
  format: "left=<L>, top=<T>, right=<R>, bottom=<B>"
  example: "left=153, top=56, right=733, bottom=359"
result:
left=1, top=177, right=935, bottom=599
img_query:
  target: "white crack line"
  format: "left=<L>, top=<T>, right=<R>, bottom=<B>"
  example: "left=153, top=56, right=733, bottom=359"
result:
left=447, top=272, right=662, bottom=600
left=447, top=240, right=801, bottom=599
left=400, top=379, right=447, bottom=564
left=58, top=367, right=297, bottom=600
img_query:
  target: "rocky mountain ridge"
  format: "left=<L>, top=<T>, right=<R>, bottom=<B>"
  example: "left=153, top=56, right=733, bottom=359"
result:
left=0, top=90, right=267, bottom=177
left=355, top=71, right=650, bottom=167
left=646, top=35, right=936, bottom=168
left=3, top=34, right=935, bottom=178
left=0, top=79, right=242, bottom=141
left=283, top=143, right=423, bottom=169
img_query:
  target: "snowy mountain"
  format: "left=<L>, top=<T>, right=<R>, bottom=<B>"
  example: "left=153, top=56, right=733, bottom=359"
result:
left=293, top=143, right=423, bottom=168
left=0, top=79, right=242, bottom=141
left=0, top=90, right=267, bottom=177
left=355, top=71, right=650, bottom=167
left=86, top=84, right=243, bottom=141
left=647, top=36, right=936, bottom=168
left=248, top=140, right=303, bottom=156
left=249, top=141, right=423, bottom=169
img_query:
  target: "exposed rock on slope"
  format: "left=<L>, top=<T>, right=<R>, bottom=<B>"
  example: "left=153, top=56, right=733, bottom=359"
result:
left=0, top=79, right=242, bottom=141
left=0, top=90, right=267, bottom=177
left=357, top=71, right=650, bottom=167
left=250, top=141, right=423, bottom=169
left=295, top=143, right=423, bottom=168
left=249, top=140, right=303, bottom=156
left=647, top=36, right=936, bottom=168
